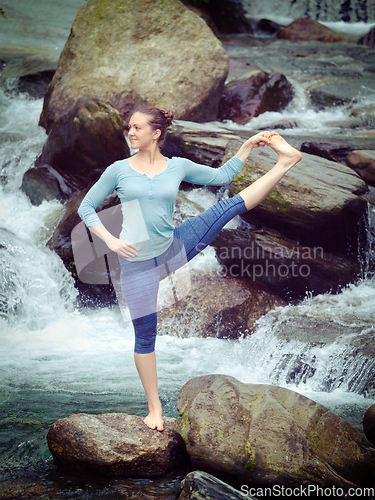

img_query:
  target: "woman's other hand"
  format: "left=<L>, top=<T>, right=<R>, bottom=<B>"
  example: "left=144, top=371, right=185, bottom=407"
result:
left=105, top=235, right=139, bottom=258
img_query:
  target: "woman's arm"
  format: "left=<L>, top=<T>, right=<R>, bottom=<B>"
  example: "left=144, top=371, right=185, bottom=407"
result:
left=182, top=132, right=271, bottom=186
left=89, top=225, right=138, bottom=258
left=78, top=164, right=139, bottom=258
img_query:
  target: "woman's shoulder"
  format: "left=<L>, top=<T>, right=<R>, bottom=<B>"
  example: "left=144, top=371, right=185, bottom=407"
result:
left=101, top=158, right=129, bottom=177
left=167, top=156, right=194, bottom=167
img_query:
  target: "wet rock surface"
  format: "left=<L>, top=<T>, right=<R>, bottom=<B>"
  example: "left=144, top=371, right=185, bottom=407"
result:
left=300, top=139, right=375, bottom=164
left=218, top=69, right=294, bottom=124
left=359, top=26, right=375, bottom=49
left=264, top=307, right=375, bottom=396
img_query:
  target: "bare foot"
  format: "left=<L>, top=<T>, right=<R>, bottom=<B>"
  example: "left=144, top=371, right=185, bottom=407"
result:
left=143, top=405, right=164, bottom=432
left=268, top=132, right=302, bottom=169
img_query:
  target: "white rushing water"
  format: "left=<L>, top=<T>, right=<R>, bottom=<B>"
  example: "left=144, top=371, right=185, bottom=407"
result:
left=243, top=0, right=375, bottom=29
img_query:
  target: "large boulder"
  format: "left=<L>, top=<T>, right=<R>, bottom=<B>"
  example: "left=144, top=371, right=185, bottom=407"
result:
left=47, top=413, right=189, bottom=477
left=158, top=270, right=286, bottom=338
left=278, top=18, right=347, bottom=43
left=226, top=140, right=368, bottom=255
left=175, top=374, right=375, bottom=489
left=39, top=0, right=229, bottom=132
left=211, top=227, right=359, bottom=300
left=218, top=70, right=294, bottom=125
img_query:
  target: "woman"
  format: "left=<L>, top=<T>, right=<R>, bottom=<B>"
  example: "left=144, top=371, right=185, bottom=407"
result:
left=78, top=106, right=302, bottom=432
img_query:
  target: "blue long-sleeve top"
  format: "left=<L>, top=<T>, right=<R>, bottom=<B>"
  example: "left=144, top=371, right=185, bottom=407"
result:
left=78, top=155, right=244, bottom=261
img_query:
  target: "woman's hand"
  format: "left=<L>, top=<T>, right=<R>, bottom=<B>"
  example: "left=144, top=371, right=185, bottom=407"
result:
left=88, top=226, right=138, bottom=258
left=104, top=235, right=138, bottom=258
left=247, top=131, right=272, bottom=148
left=235, top=131, right=272, bottom=162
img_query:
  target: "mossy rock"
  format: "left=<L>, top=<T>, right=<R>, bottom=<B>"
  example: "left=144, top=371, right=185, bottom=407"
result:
left=175, top=374, right=375, bottom=489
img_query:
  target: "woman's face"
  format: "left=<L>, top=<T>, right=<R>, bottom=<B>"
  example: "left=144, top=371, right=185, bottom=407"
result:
left=127, top=112, right=159, bottom=149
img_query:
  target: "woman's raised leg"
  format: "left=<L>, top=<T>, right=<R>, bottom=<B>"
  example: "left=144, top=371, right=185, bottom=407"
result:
left=238, top=132, right=302, bottom=210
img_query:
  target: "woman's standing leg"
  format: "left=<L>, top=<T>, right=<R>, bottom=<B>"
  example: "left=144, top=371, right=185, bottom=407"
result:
left=134, top=351, right=163, bottom=431
left=118, top=260, right=164, bottom=431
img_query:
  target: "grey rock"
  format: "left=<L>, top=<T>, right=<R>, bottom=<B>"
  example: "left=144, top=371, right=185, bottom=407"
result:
left=211, top=227, right=359, bottom=301
left=226, top=140, right=368, bottom=254
left=47, top=413, right=189, bottom=477
left=158, top=269, right=286, bottom=339
left=21, top=164, right=81, bottom=205
left=218, top=69, right=294, bottom=124
left=263, top=308, right=375, bottom=396
left=309, top=77, right=375, bottom=110
left=177, top=470, right=251, bottom=500
left=347, top=150, right=375, bottom=185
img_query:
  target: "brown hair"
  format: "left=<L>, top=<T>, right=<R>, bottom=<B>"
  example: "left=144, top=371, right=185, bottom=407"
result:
left=134, top=106, right=174, bottom=146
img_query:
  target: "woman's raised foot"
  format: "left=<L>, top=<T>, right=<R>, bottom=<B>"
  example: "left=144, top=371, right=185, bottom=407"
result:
left=268, top=132, right=302, bottom=169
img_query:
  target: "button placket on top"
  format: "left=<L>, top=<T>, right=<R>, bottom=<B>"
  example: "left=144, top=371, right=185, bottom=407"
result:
left=148, top=177, right=154, bottom=200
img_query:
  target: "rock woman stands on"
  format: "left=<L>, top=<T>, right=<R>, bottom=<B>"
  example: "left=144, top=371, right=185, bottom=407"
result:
left=78, top=106, right=302, bottom=432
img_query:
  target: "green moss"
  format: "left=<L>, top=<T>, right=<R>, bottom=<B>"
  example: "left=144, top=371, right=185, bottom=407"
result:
left=244, top=463, right=256, bottom=470
left=176, top=411, right=191, bottom=447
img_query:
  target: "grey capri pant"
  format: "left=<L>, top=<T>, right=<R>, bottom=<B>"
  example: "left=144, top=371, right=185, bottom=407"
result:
left=118, top=193, right=247, bottom=354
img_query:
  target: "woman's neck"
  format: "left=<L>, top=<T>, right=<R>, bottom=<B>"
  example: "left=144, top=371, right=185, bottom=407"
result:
left=135, top=145, right=164, bottom=165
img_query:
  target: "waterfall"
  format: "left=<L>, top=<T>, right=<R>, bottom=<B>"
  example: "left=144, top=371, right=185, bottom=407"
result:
left=243, top=0, right=375, bottom=25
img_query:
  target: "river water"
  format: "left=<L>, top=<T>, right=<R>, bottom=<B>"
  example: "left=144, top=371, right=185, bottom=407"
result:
left=0, top=4, right=375, bottom=499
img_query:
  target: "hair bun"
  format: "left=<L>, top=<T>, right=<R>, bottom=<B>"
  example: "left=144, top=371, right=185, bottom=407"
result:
left=161, top=109, right=174, bottom=127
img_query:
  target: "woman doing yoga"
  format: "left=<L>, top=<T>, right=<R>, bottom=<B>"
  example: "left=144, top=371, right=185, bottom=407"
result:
left=78, top=106, right=302, bottom=432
